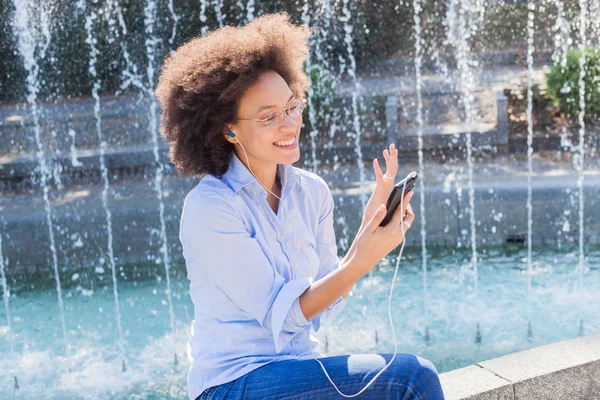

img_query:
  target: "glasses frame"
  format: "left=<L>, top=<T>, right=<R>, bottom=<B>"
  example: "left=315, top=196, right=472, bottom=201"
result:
left=235, top=98, right=307, bottom=127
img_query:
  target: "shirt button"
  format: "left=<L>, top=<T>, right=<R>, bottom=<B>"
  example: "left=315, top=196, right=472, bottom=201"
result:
left=278, top=233, right=286, bottom=241
left=293, top=337, right=299, bottom=343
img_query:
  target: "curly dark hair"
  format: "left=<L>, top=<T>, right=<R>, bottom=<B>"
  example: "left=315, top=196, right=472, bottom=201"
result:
left=155, top=12, right=312, bottom=178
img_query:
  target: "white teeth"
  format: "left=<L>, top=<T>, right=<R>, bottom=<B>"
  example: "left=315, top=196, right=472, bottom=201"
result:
left=274, top=137, right=296, bottom=147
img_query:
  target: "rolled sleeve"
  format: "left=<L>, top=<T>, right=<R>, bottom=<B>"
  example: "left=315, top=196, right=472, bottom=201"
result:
left=270, top=279, right=311, bottom=352
left=312, top=294, right=346, bottom=332
left=181, top=189, right=311, bottom=353
left=311, top=180, right=347, bottom=332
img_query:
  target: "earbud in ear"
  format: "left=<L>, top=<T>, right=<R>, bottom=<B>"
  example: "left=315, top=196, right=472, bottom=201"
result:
left=227, top=129, right=236, bottom=138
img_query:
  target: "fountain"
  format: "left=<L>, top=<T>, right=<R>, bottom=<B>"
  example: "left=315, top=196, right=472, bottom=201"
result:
left=0, top=0, right=598, bottom=398
left=10, top=0, right=68, bottom=354
left=412, top=0, right=429, bottom=344
left=83, top=1, right=127, bottom=368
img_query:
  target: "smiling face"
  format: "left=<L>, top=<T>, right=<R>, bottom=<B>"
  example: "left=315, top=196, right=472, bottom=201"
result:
left=225, top=70, right=302, bottom=173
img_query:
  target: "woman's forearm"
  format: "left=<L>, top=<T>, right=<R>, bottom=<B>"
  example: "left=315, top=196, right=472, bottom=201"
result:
left=298, top=253, right=369, bottom=321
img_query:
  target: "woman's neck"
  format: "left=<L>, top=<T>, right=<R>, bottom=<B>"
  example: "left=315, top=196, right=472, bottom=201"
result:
left=235, top=150, right=281, bottom=197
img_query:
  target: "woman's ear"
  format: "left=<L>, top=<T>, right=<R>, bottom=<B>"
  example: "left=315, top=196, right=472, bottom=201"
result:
left=224, top=127, right=237, bottom=144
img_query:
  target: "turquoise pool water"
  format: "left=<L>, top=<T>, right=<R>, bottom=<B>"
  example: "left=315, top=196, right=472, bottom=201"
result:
left=1, top=247, right=598, bottom=399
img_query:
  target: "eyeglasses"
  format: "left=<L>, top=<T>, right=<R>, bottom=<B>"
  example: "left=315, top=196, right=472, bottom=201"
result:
left=235, top=98, right=306, bottom=128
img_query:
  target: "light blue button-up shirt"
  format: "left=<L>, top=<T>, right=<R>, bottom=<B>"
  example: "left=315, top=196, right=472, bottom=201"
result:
left=180, top=153, right=346, bottom=400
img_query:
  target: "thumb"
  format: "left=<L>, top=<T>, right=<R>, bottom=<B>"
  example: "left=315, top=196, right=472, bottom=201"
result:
left=366, top=204, right=386, bottom=233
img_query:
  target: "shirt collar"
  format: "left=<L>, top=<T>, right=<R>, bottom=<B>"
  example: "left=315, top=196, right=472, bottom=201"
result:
left=222, top=152, right=302, bottom=194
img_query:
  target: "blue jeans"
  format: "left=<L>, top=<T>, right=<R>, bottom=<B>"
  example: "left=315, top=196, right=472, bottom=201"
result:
left=196, top=353, right=445, bottom=399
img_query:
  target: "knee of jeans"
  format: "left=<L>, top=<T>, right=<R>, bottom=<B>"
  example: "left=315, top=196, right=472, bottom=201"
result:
left=414, top=357, right=441, bottom=386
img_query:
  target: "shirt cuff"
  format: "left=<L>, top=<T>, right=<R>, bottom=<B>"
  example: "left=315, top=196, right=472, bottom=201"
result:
left=311, top=295, right=346, bottom=332
left=271, top=278, right=311, bottom=353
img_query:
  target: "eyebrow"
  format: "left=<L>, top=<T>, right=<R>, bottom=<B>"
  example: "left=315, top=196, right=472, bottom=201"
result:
left=255, top=94, right=295, bottom=114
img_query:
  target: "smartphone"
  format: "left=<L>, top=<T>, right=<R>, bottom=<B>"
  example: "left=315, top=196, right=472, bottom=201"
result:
left=379, top=171, right=418, bottom=226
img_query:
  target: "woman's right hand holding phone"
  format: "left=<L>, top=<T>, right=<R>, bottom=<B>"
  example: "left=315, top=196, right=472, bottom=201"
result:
left=345, top=191, right=415, bottom=277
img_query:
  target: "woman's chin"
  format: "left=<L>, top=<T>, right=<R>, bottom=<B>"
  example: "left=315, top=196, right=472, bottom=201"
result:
left=275, top=148, right=301, bottom=164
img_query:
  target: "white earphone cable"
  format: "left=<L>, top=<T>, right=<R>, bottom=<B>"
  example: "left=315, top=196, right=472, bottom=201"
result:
left=233, top=135, right=408, bottom=396
left=312, top=180, right=408, bottom=397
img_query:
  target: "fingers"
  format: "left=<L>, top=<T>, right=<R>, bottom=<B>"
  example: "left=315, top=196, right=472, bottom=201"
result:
left=373, top=158, right=383, bottom=182
left=403, top=203, right=415, bottom=227
left=389, top=194, right=408, bottom=227
left=375, top=144, right=399, bottom=183
left=383, top=143, right=398, bottom=178
left=389, top=192, right=414, bottom=230
left=400, top=191, right=414, bottom=216
left=366, top=203, right=387, bottom=233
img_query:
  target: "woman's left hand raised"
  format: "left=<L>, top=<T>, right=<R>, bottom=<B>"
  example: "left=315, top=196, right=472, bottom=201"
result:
left=360, top=143, right=399, bottom=229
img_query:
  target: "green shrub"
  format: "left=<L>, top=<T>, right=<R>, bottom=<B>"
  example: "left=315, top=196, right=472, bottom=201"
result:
left=546, top=47, right=600, bottom=120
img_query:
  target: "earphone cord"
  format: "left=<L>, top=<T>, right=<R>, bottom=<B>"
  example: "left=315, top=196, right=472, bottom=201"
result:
left=234, top=135, right=407, bottom=397
left=312, top=180, right=408, bottom=398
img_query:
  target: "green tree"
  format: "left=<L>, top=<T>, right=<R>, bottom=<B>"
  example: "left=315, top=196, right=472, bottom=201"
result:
left=546, top=47, right=600, bottom=120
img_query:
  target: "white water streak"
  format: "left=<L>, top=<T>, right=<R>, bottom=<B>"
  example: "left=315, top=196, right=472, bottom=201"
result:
left=11, top=0, right=68, bottom=352
left=315, top=0, right=338, bottom=157
left=446, top=0, right=481, bottom=295
left=576, top=0, right=587, bottom=288
left=84, top=7, right=126, bottom=362
left=200, top=0, right=209, bottom=36
left=144, top=0, right=176, bottom=334
left=553, top=0, right=571, bottom=182
left=301, top=0, right=319, bottom=173
left=104, top=0, right=145, bottom=93
left=68, top=129, right=84, bottom=167
left=39, top=1, right=52, bottom=58
left=246, top=0, right=255, bottom=21
left=212, top=0, right=224, bottom=28
left=0, top=232, right=10, bottom=331
left=526, top=0, right=535, bottom=326
left=590, top=0, right=600, bottom=160
left=341, top=0, right=366, bottom=209
left=167, top=0, right=180, bottom=47
left=412, top=0, right=429, bottom=330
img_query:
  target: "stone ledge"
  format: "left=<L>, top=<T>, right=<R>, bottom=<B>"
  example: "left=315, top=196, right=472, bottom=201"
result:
left=439, top=332, right=600, bottom=400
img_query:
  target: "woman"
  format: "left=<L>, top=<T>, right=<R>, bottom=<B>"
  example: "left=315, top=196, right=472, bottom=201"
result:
left=155, top=12, right=445, bottom=400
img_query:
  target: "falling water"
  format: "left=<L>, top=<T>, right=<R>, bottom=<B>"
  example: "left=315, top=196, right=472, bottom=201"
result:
left=412, top=0, right=429, bottom=343
left=315, top=0, right=351, bottom=257
left=552, top=0, right=572, bottom=248
left=38, top=1, right=52, bottom=58
left=11, top=0, right=68, bottom=351
left=318, top=0, right=339, bottom=157
left=303, top=0, right=338, bottom=173
left=2, top=256, right=15, bottom=388
left=584, top=0, right=597, bottom=163
left=166, top=0, right=180, bottom=47
left=446, top=0, right=481, bottom=295
left=83, top=4, right=126, bottom=363
left=552, top=0, right=570, bottom=67
left=200, top=0, right=209, bottom=36
left=445, top=0, right=486, bottom=345
left=144, top=0, right=177, bottom=335
left=525, top=0, right=535, bottom=337
left=212, top=0, right=225, bottom=28
left=301, top=0, right=319, bottom=172
left=341, top=0, right=366, bottom=209
left=315, top=0, right=339, bottom=166
left=67, top=129, right=84, bottom=167
left=245, top=0, right=255, bottom=22
left=105, top=0, right=145, bottom=92
left=0, top=230, right=10, bottom=331
left=576, top=0, right=587, bottom=293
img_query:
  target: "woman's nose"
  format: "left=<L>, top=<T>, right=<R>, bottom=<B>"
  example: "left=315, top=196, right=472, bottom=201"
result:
left=278, top=112, right=300, bottom=131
